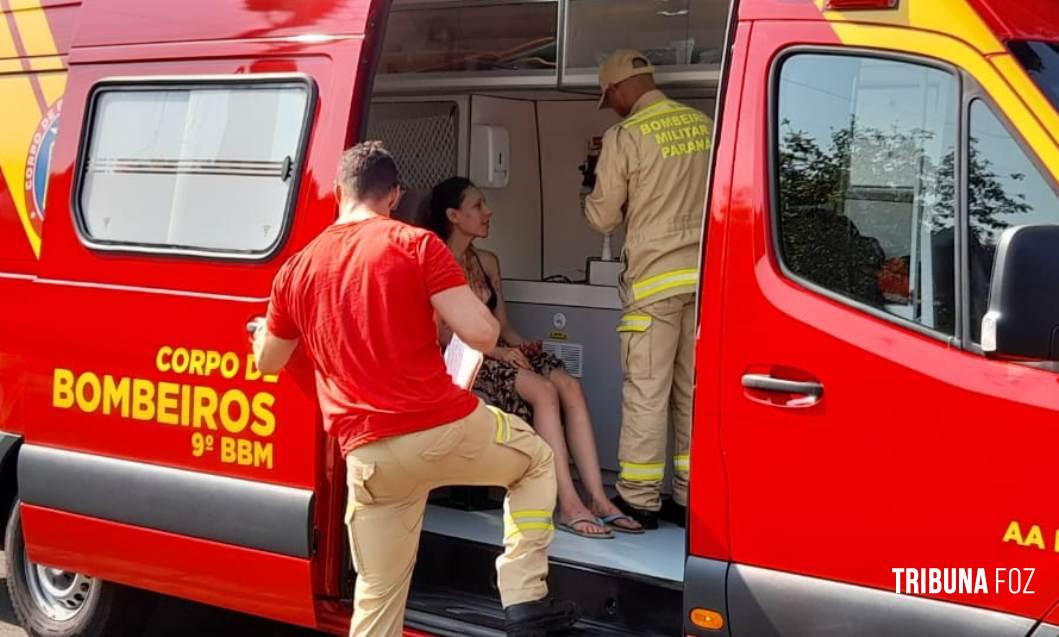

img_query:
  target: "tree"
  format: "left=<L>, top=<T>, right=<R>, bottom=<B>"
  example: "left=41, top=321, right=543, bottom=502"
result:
left=776, top=116, right=1030, bottom=321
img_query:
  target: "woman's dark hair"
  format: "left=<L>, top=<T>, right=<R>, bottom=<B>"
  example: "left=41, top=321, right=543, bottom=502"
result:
left=423, top=177, right=475, bottom=241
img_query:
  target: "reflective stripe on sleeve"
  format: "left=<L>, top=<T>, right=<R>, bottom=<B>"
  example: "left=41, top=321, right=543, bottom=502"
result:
left=632, top=268, right=699, bottom=302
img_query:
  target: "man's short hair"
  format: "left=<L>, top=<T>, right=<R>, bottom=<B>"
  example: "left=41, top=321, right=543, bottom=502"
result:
left=338, top=141, right=400, bottom=201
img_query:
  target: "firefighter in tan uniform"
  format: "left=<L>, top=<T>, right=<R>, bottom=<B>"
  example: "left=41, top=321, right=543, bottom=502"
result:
left=254, top=143, right=578, bottom=636
left=584, top=51, right=710, bottom=530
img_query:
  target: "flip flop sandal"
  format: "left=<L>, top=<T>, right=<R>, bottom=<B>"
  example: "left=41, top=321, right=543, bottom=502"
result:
left=557, top=517, right=614, bottom=539
left=600, top=514, right=646, bottom=535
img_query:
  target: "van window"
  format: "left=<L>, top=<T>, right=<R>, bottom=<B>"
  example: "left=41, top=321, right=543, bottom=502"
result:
left=1009, top=41, right=1059, bottom=113
left=77, top=81, right=312, bottom=256
left=966, top=100, right=1059, bottom=342
left=775, top=53, right=958, bottom=334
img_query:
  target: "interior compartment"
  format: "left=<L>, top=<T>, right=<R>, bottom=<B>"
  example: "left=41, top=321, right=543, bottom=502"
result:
left=357, top=1, right=726, bottom=630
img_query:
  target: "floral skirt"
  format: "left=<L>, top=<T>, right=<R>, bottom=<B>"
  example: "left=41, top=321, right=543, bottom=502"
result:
left=473, top=340, right=565, bottom=424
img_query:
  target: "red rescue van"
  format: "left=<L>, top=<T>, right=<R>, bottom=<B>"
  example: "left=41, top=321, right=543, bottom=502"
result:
left=2, top=0, right=1059, bottom=635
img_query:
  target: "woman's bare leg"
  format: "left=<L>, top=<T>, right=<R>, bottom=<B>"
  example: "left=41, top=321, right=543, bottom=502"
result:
left=515, top=370, right=609, bottom=536
left=548, top=368, right=642, bottom=531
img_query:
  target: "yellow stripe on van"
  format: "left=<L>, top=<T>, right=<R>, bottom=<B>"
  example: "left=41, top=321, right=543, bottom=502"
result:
left=826, top=22, right=1059, bottom=186
left=0, top=74, right=46, bottom=257
left=0, top=0, right=65, bottom=259
left=10, top=0, right=59, bottom=57
left=28, top=57, right=65, bottom=105
left=815, top=0, right=1059, bottom=181
left=816, top=0, right=1004, bottom=55
left=0, top=13, right=17, bottom=58
left=25, top=56, right=63, bottom=72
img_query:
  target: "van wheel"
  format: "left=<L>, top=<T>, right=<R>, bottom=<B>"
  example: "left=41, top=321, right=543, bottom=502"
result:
left=5, top=500, right=153, bottom=637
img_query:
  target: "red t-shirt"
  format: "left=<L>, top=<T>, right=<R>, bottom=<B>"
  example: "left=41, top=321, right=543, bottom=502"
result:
left=267, top=216, right=478, bottom=455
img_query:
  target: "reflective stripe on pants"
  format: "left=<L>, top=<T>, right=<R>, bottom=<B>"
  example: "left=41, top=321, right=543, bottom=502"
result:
left=344, top=402, right=557, bottom=636
left=631, top=268, right=698, bottom=303
left=616, top=293, right=695, bottom=511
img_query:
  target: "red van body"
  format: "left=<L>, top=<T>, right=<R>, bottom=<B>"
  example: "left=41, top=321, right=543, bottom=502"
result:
left=2, top=0, right=1059, bottom=635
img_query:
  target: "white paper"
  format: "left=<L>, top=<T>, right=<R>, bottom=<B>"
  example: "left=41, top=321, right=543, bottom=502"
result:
left=444, top=333, right=484, bottom=390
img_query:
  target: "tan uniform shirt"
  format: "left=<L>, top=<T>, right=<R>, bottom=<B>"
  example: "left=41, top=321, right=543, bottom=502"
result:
left=586, top=90, right=711, bottom=310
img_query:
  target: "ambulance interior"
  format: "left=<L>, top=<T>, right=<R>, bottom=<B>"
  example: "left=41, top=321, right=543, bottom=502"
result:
left=360, top=0, right=725, bottom=592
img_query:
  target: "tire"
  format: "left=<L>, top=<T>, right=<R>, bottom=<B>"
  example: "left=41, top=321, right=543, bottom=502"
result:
left=5, top=500, right=154, bottom=637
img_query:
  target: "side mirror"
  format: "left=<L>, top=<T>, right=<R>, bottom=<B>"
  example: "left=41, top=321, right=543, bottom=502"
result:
left=982, top=225, right=1059, bottom=360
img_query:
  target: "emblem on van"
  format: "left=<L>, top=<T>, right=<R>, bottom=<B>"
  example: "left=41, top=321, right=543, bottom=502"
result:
left=24, top=99, right=62, bottom=242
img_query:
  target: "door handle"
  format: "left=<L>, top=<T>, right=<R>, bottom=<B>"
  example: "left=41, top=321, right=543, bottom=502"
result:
left=246, top=316, right=266, bottom=337
left=741, top=374, right=823, bottom=407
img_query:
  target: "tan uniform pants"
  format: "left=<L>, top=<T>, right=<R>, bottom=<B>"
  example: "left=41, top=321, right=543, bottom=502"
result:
left=344, top=401, right=557, bottom=637
left=616, top=293, right=695, bottom=511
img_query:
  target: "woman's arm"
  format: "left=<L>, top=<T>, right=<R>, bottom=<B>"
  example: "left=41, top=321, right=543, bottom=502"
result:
left=430, top=285, right=499, bottom=353
left=480, top=250, right=525, bottom=346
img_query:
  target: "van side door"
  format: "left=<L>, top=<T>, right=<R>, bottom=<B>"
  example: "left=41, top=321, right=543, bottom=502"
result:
left=720, top=14, right=1059, bottom=637
left=18, top=0, right=382, bottom=626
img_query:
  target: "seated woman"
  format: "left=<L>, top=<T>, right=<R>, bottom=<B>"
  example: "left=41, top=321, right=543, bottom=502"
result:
left=423, top=177, right=642, bottom=538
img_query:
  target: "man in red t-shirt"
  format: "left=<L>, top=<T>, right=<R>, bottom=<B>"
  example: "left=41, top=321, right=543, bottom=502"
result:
left=251, top=142, right=577, bottom=637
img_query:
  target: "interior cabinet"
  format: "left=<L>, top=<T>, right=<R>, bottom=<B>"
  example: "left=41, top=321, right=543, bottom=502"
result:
left=561, top=0, right=727, bottom=88
left=374, top=0, right=725, bottom=95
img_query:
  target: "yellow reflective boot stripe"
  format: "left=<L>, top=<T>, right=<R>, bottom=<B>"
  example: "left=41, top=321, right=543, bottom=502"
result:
left=616, top=313, right=652, bottom=333
left=632, top=268, right=699, bottom=302
left=673, top=454, right=690, bottom=473
left=487, top=406, right=511, bottom=444
left=504, top=509, right=555, bottom=540
left=619, top=461, right=665, bottom=482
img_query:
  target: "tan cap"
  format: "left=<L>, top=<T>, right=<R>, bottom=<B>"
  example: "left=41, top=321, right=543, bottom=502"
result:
left=597, top=50, right=655, bottom=109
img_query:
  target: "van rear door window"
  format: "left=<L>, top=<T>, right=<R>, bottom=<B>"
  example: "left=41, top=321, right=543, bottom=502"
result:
left=1009, top=41, right=1059, bottom=113
left=77, top=79, right=313, bottom=257
left=774, top=53, right=959, bottom=335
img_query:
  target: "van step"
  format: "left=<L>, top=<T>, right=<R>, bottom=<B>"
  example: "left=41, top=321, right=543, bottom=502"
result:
left=405, top=607, right=504, bottom=637
left=408, top=532, right=682, bottom=636
left=408, top=588, right=648, bottom=630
